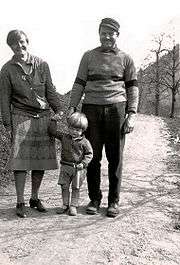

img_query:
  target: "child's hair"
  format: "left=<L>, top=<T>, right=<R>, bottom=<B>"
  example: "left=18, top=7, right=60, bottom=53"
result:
left=67, top=112, right=88, bottom=131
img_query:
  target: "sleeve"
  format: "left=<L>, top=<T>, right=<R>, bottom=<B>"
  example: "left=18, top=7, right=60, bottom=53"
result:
left=47, top=119, right=63, bottom=140
left=0, top=67, right=12, bottom=130
left=81, top=139, right=93, bottom=168
left=124, top=56, right=139, bottom=114
left=43, top=62, right=63, bottom=113
left=69, top=51, right=89, bottom=108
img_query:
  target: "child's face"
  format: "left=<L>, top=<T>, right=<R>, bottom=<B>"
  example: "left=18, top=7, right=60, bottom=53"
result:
left=68, top=126, right=83, bottom=138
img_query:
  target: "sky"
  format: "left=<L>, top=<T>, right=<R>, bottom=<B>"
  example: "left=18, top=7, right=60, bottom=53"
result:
left=0, top=0, right=180, bottom=94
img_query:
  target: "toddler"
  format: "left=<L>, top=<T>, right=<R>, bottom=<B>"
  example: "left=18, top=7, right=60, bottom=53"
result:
left=48, top=112, right=93, bottom=216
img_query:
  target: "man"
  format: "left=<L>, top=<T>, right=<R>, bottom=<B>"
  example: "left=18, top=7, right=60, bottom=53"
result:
left=68, top=18, right=139, bottom=217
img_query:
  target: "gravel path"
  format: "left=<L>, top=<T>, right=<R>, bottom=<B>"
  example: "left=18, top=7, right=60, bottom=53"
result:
left=0, top=114, right=180, bottom=265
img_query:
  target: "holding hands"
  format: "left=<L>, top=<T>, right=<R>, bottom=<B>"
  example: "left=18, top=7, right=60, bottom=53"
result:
left=51, top=111, right=64, bottom=121
left=76, top=163, right=84, bottom=170
left=67, top=107, right=76, bottom=118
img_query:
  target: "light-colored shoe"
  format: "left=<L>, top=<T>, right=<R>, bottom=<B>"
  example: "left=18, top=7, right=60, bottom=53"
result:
left=86, top=200, right=100, bottom=215
left=69, top=206, right=77, bottom=216
left=56, top=205, right=69, bottom=214
left=107, top=203, right=119, bottom=218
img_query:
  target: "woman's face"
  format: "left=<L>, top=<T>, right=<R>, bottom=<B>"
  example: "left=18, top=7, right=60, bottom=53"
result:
left=99, top=26, right=119, bottom=49
left=10, top=34, right=28, bottom=59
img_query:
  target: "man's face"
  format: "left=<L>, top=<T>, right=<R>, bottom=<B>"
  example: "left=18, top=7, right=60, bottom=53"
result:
left=99, top=26, right=119, bottom=49
left=10, top=34, right=28, bottom=58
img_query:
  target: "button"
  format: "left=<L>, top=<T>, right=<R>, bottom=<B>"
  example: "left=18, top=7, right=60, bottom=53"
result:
left=33, top=114, right=40, bottom=118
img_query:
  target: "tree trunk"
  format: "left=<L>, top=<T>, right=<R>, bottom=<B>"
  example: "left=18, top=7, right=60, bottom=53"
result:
left=155, top=91, right=160, bottom=116
left=170, top=92, right=175, bottom=118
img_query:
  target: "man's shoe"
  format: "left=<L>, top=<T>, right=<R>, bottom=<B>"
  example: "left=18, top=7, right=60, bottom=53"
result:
left=107, top=203, right=119, bottom=218
left=69, top=206, right=77, bottom=216
left=174, top=223, right=180, bottom=230
left=16, top=203, right=27, bottom=218
left=29, top=198, right=47, bottom=212
left=86, top=201, right=100, bottom=215
left=56, top=205, right=69, bottom=214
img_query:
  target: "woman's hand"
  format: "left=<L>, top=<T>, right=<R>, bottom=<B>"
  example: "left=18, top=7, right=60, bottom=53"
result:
left=51, top=111, right=63, bottom=121
left=67, top=107, right=76, bottom=118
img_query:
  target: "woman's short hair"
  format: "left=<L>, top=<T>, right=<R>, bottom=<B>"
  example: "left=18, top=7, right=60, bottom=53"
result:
left=67, top=112, right=88, bottom=131
left=6, top=30, right=29, bottom=46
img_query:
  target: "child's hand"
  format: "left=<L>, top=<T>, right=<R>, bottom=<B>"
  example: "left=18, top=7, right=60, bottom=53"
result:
left=76, top=163, right=84, bottom=170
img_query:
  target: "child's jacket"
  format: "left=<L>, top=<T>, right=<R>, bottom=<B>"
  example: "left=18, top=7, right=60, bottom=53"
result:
left=48, top=120, right=93, bottom=168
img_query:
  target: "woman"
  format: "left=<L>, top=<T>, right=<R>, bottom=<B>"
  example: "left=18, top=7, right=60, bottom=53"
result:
left=0, top=30, right=63, bottom=218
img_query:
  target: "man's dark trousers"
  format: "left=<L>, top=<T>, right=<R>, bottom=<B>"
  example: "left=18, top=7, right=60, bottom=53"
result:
left=82, top=102, right=126, bottom=206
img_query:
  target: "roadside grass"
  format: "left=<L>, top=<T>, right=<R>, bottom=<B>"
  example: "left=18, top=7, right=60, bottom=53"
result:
left=0, top=121, right=13, bottom=188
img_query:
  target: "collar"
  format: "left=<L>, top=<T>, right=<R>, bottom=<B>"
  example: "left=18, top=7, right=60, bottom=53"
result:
left=98, top=45, right=119, bottom=55
left=11, top=53, right=34, bottom=65
left=68, top=134, right=84, bottom=141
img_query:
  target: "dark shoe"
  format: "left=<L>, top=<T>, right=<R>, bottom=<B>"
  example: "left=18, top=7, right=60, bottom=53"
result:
left=174, top=223, right=180, bottom=230
left=69, top=206, right=77, bottom=216
left=16, top=203, right=27, bottom=218
left=107, top=203, right=119, bottom=218
left=56, top=205, right=69, bottom=214
left=29, top=198, right=47, bottom=212
left=86, top=201, right=100, bottom=215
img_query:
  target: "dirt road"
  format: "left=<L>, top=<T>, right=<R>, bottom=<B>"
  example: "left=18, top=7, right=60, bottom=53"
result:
left=0, top=114, right=180, bottom=265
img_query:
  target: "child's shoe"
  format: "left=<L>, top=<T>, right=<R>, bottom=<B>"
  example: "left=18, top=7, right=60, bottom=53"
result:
left=56, top=205, right=69, bottom=214
left=69, top=206, right=77, bottom=216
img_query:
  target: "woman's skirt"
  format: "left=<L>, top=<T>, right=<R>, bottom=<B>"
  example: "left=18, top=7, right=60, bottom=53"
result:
left=6, top=112, right=58, bottom=171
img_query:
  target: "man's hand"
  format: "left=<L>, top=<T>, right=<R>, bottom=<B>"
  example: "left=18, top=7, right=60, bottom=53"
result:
left=123, top=113, right=136, bottom=134
left=76, top=163, right=84, bottom=170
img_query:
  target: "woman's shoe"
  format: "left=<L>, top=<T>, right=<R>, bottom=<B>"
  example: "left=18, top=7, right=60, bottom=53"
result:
left=16, top=203, right=27, bottom=218
left=29, top=198, right=47, bottom=212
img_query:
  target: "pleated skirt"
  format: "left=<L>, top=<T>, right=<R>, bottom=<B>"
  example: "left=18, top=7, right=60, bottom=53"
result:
left=6, top=112, right=58, bottom=170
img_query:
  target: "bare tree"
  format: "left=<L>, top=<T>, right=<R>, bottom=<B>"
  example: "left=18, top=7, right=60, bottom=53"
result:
left=138, top=32, right=180, bottom=117
left=150, top=33, right=170, bottom=116
left=160, top=41, right=180, bottom=118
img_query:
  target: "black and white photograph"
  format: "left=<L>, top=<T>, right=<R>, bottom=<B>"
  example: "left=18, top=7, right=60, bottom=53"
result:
left=0, top=0, right=180, bottom=264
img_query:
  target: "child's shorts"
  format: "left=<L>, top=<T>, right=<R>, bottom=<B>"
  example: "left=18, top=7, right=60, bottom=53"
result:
left=58, top=164, right=87, bottom=189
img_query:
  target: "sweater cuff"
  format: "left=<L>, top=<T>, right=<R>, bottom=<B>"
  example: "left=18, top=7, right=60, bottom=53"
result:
left=126, top=86, right=139, bottom=114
